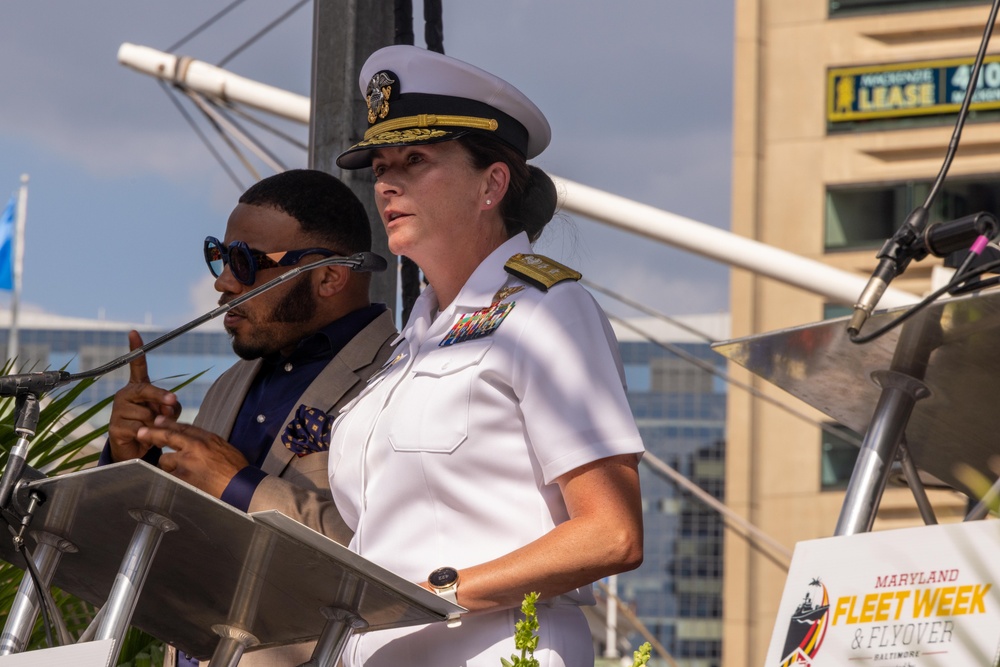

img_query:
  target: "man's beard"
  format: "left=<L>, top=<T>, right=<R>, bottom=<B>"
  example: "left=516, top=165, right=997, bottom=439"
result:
left=229, top=276, right=316, bottom=360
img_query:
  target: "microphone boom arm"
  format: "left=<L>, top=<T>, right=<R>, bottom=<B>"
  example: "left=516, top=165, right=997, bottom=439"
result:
left=71, top=251, right=386, bottom=381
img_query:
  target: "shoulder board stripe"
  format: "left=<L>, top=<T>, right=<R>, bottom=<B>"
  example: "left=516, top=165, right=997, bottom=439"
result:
left=504, top=253, right=582, bottom=291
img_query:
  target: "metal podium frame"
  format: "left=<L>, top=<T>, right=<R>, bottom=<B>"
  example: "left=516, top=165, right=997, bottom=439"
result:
left=713, top=289, right=1000, bottom=536
left=0, top=460, right=462, bottom=666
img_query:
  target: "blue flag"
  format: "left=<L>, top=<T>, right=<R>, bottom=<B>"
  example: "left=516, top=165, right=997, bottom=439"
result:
left=0, top=197, right=14, bottom=291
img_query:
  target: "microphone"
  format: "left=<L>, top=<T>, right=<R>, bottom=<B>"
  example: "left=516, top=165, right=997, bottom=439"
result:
left=847, top=211, right=1000, bottom=336
left=847, top=207, right=927, bottom=337
left=0, top=371, right=72, bottom=398
left=351, top=251, right=388, bottom=273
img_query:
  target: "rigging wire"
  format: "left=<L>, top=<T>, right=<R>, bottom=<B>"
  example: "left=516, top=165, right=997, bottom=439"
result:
left=217, top=0, right=311, bottom=68
left=167, top=0, right=249, bottom=53
left=639, top=447, right=793, bottom=565
left=185, top=93, right=263, bottom=182
left=583, top=279, right=718, bottom=344
left=207, top=101, right=291, bottom=170
left=593, top=287, right=864, bottom=448
left=162, top=0, right=311, bottom=180
left=184, top=91, right=287, bottom=173
left=221, top=102, right=308, bottom=151
left=159, top=81, right=246, bottom=192
left=591, top=298, right=831, bottom=565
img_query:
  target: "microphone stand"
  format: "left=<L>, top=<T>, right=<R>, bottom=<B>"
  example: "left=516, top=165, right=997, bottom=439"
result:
left=0, top=251, right=387, bottom=516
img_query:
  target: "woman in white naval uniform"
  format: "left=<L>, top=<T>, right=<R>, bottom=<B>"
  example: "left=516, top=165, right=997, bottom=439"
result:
left=329, top=44, right=645, bottom=666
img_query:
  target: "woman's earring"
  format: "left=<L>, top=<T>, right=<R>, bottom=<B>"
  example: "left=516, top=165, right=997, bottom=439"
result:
left=486, top=199, right=492, bottom=206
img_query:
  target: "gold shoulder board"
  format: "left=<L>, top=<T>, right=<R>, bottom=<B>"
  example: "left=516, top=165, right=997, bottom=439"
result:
left=503, top=253, right=582, bottom=291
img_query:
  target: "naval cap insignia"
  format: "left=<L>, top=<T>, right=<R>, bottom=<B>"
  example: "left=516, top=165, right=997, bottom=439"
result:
left=366, top=70, right=396, bottom=125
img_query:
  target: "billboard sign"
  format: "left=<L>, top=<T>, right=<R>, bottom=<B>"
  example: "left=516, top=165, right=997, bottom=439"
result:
left=828, top=56, right=1000, bottom=123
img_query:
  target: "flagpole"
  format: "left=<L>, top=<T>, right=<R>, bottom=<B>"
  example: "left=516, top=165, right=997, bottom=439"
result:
left=7, top=174, right=27, bottom=365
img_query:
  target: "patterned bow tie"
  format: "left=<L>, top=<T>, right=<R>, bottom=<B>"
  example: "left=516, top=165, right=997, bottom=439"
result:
left=281, top=404, right=332, bottom=457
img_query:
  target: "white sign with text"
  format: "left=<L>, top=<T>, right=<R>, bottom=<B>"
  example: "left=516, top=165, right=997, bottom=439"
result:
left=765, top=520, right=1000, bottom=667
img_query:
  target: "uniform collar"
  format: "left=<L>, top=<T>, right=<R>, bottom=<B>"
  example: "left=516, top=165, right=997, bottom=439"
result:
left=451, top=232, right=531, bottom=309
left=402, top=232, right=531, bottom=343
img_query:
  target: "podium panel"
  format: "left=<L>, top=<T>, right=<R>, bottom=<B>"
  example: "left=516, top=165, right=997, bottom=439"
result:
left=765, top=520, right=1000, bottom=665
left=713, top=290, right=1000, bottom=498
left=0, top=461, right=457, bottom=660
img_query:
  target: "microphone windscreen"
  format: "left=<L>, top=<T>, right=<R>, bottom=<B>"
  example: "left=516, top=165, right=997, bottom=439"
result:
left=354, top=252, right=388, bottom=272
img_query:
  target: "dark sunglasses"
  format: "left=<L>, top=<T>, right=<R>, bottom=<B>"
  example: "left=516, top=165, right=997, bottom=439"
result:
left=203, top=236, right=338, bottom=286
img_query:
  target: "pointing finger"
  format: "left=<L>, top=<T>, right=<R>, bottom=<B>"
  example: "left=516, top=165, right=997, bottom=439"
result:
left=127, top=330, right=151, bottom=385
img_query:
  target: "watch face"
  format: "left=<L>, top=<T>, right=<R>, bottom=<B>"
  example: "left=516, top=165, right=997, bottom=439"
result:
left=429, top=566, right=459, bottom=588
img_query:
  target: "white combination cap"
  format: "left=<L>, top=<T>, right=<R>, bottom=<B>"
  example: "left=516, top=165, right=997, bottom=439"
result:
left=336, top=45, right=551, bottom=169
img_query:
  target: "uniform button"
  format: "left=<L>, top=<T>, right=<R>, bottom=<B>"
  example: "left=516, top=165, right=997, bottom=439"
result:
left=256, top=414, right=266, bottom=423
left=284, top=363, right=293, bottom=372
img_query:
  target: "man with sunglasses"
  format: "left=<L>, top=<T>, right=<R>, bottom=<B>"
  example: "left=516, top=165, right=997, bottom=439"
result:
left=102, top=169, right=397, bottom=666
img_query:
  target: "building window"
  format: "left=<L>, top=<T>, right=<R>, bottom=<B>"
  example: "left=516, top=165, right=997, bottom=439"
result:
left=824, top=304, right=852, bottom=321
left=650, top=357, right=714, bottom=394
left=624, top=363, right=651, bottom=392
left=830, top=0, right=986, bottom=17
left=825, top=177, right=1000, bottom=252
left=821, top=423, right=863, bottom=490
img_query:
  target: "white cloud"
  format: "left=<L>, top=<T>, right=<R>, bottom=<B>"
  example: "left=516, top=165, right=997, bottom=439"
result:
left=186, top=274, right=227, bottom=331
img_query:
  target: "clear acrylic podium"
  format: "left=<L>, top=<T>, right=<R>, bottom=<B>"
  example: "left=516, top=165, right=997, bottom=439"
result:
left=0, top=460, right=462, bottom=666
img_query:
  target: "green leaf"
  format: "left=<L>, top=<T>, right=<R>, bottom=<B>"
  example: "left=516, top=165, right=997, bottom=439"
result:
left=630, top=642, right=652, bottom=667
left=504, top=591, right=541, bottom=667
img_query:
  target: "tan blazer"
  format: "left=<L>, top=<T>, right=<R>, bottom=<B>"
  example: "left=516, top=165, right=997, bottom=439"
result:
left=181, top=309, right=397, bottom=667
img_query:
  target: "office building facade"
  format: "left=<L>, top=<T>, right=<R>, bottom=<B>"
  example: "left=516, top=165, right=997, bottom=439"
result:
left=614, top=315, right=729, bottom=667
left=0, top=311, right=235, bottom=426
left=728, top=1, right=985, bottom=664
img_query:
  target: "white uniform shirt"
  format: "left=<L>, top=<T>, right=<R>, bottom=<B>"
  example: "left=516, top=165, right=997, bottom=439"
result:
left=328, top=232, right=644, bottom=666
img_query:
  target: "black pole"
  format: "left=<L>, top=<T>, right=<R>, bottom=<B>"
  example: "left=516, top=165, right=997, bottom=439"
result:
left=309, top=0, right=396, bottom=316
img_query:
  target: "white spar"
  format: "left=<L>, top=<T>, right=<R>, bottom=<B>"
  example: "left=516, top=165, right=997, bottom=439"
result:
left=118, top=42, right=920, bottom=309
left=117, top=43, right=310, bottom=124
left=552, top=178, right=920, bottom=309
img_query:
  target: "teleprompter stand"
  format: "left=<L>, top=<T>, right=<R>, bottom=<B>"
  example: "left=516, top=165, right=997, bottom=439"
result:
left=0, top=460, right=462, bottom=666
left=713, top=289, right=1000, bottom=535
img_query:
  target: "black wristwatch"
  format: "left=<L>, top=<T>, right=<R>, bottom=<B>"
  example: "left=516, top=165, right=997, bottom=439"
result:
left=428, top=566, right=460, bottom=605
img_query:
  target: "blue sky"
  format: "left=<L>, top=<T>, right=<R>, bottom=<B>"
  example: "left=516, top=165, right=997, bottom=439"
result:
left=0, top=1, right=733, bottom=330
